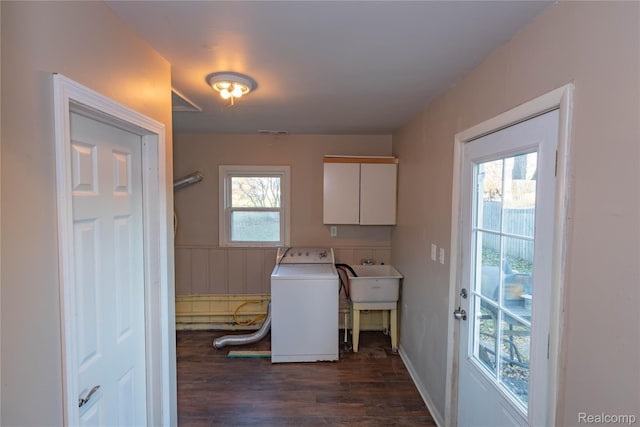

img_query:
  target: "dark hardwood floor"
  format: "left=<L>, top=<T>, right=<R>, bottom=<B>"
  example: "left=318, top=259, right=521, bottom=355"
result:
left=177, top=329, right=436, bottom=426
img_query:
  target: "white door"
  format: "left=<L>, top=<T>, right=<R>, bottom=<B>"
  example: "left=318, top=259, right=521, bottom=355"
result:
left=457, top=110, right=559, bottom=426
left=71, top=112, right=147, bottom=426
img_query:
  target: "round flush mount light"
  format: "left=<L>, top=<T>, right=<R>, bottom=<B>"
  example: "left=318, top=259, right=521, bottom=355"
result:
left=206, top=72, right=257, bottom=105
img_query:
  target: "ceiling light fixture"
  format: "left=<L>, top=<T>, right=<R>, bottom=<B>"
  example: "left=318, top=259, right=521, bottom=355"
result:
left=206, top=72, right=256, bottom=105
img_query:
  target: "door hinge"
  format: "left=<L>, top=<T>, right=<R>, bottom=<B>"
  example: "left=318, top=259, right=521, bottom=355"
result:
left=555, top=150, right=558, bottom=177
left=547, top=333, right=551, bottom=360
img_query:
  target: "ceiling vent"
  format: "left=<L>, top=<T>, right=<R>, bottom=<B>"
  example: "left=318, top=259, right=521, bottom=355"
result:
left=258, top=130, right=289, bottom=135
left=172, top=88, right=202, bottom=112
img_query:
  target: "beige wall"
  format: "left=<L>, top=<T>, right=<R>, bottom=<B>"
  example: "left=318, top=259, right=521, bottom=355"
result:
left=0, top=2, right=172, bottom=425
left=392, top=1, right=640, bottom=425
left=173, top=133, right=394, bottom=296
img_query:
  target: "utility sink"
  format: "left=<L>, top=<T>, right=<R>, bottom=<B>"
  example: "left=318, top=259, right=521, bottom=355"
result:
left=348, top=265, right=403, bottom=303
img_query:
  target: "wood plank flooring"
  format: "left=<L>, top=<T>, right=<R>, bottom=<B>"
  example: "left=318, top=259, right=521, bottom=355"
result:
left=177, top=329, right=436, bottom=426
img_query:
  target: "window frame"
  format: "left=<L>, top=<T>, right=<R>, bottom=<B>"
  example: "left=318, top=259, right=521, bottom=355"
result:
left=218, top=165, right=291, bottom=247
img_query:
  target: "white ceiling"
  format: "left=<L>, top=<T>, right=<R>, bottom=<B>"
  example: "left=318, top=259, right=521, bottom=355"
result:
left=106, top=1, right=552, bottom=135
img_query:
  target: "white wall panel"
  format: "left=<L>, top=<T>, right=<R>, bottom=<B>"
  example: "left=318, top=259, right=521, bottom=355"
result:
left=245, top=249, right=265, bottom=294
left=208, top=248, right=227, bottom=293
left=175, top=245, right=392, bottom=296
left=227, top=249, right=246, bottom=293
left=174, top=247, right=192, bottom=295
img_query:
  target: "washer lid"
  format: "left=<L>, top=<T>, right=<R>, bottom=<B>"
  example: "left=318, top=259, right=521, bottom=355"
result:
left=271, top=263, right=338, bottom=280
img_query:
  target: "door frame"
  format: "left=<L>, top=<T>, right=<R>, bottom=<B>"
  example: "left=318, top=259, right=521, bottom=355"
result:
left=53, top=74, right=176, bottom=426
left=445, top=84, right=574, bottom=426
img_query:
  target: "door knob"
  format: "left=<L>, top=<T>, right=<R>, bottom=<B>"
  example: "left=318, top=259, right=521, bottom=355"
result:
left=78, top=385, right=100, bottom=408
left=453, top=306, right=467, bottom=321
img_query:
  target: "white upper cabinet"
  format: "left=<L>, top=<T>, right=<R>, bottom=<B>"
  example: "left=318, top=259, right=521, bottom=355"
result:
left=323, top=162, right=361, bottom=224
left=323, top=156, right=398, bottom=225
left=359, top=162, right=397, bottom=225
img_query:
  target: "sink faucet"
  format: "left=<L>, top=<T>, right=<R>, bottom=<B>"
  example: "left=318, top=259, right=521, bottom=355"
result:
left=361, top=259, right=375, bottom=266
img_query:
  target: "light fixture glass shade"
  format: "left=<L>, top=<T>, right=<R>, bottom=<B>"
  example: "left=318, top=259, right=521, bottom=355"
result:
left=206, top=72, right=256, bottom=104
left=231, top=84, right=244, bottom=98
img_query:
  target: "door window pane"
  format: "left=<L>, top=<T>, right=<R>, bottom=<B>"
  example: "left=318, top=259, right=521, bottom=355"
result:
left=502, top=152, right=537, bottom=238
left=501, top=236, right=533, bottom=315
left=475, top=159, right=503, bottom=232
left=477, top=231, right=501, bottom=304
left=473, top=295, right=498, bottom=375
left=499, top=315, right=531, bottom=407
left=470, top=151, right=537, bottom=413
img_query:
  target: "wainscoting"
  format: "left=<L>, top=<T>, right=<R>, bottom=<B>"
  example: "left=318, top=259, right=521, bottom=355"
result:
left=175, top=245, right=393, bottom=330
left=175, top=246, right=278, bottom=296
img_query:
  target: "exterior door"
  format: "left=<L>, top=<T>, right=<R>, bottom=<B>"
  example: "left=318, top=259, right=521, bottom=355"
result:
left=457, top=110, right=559, bottom=426
left=71, top=112, right=147, bottom=425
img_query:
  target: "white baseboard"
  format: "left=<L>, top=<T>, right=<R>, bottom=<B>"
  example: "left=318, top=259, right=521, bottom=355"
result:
left=399, top=345, right=445, bottom=427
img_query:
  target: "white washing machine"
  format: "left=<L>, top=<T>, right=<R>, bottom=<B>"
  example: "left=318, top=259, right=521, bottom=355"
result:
left=271, top=247, right=339, bottom=363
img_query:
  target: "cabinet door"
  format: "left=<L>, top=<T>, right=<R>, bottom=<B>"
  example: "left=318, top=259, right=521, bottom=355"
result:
left=360, top=163, right=397, bottom=225
left=323, top=163, right=360, bottom=224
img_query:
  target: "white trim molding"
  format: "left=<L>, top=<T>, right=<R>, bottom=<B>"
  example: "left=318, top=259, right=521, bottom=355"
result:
left=445, top=84, right=574, bottom=427
left=53, top=74, right=176, bottom=426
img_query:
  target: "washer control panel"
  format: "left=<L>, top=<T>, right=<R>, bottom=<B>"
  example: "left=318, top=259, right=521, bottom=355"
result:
left=276, top=247, right=335, bottom=264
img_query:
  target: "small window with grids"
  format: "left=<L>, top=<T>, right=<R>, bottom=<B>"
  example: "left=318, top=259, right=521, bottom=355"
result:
left=219, top=165, right=290, bottom=247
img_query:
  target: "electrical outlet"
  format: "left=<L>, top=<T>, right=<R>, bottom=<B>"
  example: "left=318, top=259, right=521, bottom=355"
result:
left=330, top=226, right=337, bottom=237
left=431, top=244, right=437, bottom=261
left=439, top=248, right=445, bottom=264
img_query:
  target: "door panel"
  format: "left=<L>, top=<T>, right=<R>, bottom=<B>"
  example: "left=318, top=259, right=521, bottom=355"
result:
left=75, top=219, right=101, bottom=371
left=80, top=403, right=102, bottom=426
left=114, top=216, right=134, bottom=340
left=71, top=112, right=146, bottom=426
left=117, top=369, right=136, bottom=424
left=457, top=110, right=559, bottom=426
